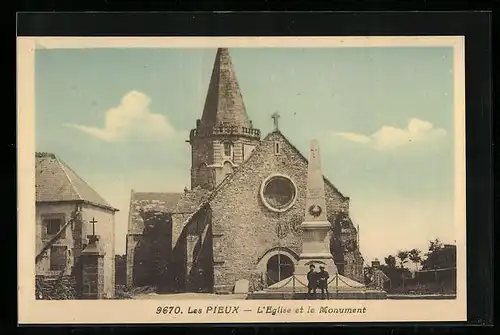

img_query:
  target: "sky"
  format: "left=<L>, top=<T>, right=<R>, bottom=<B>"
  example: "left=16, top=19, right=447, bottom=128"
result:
left=35, top=46, right=457, bottom=264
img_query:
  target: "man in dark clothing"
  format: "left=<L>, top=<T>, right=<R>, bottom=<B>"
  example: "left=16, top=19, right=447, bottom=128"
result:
left=307, top=264, right=318, bottom=299
left=317, top=265, right=330, bottom=300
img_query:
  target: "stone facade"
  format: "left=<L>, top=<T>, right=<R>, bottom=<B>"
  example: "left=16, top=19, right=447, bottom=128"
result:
left=35, top=202, right=117, bottom=299
left=36, top=203, right=81, bottom=276
left=125, top=48, right=365, bottom=293
left=204, top=131, right=363, bottom=292
left=35, top=152, right=118, bottom=299
left=189, top=48, right=260, bottom=191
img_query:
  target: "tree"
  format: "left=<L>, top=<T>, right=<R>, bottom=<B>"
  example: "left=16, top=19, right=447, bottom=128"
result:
left=422, top=239, right=456, bottom=270
left=428, top=238, right=443, bottom=253
left=408, top=248, right=423, bottom=271
left=384, top=255, right=397, bottom=268
left=396, top=250, right=409, bottom=269
left=396, top=250, right=410, bottom=290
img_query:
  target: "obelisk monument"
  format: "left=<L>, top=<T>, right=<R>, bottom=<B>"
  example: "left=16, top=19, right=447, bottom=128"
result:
left=248, top=139, right=385, bottom=299
left=295, top=139, right=338, bottom=275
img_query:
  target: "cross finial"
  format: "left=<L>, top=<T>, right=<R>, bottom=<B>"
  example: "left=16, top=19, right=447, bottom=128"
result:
left=89, top=217, right=97, bottom=237
left=271, top=112, right=280, bottom=131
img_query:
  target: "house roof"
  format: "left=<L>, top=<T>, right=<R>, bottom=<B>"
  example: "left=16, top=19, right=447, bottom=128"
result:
left=131, top=192, right=183, bottom=213
left=128, top=190, right=184, bottom=233
left=35, top=152, right=118, bottom=211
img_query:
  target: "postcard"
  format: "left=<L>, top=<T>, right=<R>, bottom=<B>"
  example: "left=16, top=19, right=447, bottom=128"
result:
left=17, top=36, right=466, bottom=324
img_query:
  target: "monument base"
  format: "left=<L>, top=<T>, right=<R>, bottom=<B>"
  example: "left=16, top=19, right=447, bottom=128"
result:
left=247, top=273, right=387, bottom=300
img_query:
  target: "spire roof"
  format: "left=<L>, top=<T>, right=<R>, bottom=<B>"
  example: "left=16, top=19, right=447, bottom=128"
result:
left=200, top=48, right=251, bottom=128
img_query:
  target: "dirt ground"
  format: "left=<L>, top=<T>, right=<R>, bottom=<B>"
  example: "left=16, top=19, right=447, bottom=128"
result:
left=132, top=292, right=248, bottom=300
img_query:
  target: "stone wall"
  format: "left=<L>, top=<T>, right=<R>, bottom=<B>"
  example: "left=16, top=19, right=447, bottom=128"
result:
left=191, top=138, right=216, bottom=189
left=172, top=206, right=214, bottom=293
left=208, top=132, right=359, bottom=292
left=36, top=203, right=80, bottom=276
left=190, top=135, right=259, bottom=190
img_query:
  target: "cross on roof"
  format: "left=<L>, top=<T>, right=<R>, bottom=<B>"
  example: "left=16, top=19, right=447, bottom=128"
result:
left=89, top=217, right=97, bottom=236
left=271, top=112, right=280, bottom=130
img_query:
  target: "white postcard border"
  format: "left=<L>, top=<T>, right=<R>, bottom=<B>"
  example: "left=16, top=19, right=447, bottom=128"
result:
left=17, top=36, right=466, bottom=324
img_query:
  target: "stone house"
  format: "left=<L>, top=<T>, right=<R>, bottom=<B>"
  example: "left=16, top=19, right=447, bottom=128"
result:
left=126, top=48, right=364, bottom=293
left=35, top=152, right=118, bottom=298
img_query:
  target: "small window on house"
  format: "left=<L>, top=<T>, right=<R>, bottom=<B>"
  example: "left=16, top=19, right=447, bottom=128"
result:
left=274, top=141, right=281, bottom=155
left=224, top=142, right=232, bottom=157
left=50, top=245, right=68, bottom=271
left=45, top=218, right=63, bottom=235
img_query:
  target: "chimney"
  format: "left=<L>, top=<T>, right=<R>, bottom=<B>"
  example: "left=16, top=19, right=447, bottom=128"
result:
left=371, top=258, right=380, bottom=268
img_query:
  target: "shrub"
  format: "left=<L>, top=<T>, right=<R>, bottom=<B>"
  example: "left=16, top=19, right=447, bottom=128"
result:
left=36, top=275, right=77, bottom=300
left=114, top=285, right=156, bottom=299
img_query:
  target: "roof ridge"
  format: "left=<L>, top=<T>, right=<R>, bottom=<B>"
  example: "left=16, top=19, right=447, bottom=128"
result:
left=55, top=155, right=83, bottom=201
left=178, top=130, right=348, bottom=229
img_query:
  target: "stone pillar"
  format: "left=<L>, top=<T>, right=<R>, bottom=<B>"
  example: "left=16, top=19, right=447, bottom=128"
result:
left=296, top=140, right=338, bottom=275
left=80, top=236, right=106, bottom=299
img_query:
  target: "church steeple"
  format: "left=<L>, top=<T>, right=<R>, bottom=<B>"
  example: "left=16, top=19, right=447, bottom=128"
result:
left=200, top=48, right=251, bottom=128
left=189, top=48, right=261, bottom=191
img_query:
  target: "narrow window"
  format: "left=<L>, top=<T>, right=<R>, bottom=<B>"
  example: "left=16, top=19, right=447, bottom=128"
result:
left=224, top=142, right=232, bottom=157
left=274, top=141, right=281, bottom=154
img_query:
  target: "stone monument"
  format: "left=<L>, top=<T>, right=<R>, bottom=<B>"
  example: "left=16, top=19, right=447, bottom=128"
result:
left=247, top=140, right=387, bottom=299
left=294, top=139, right=338, bottom=276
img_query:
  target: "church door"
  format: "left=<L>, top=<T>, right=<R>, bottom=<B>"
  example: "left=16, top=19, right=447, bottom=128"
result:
left=266, top=254, right=295, bottom=286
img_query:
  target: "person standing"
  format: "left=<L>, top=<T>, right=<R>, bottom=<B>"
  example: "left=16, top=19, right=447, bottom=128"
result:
left=307, top=264, right=318, bottom=299
left=317, top=265, right=330, bottom=300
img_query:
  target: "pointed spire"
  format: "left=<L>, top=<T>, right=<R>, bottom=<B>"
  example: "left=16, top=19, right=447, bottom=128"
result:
left=200, top=48, right=251, bottom=128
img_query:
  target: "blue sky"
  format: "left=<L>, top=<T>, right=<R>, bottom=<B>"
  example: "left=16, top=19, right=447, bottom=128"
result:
left=35, top=46, right=456, bottom=263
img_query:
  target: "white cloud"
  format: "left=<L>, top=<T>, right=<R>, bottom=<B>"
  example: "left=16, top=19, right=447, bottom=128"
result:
left=334, top=118, right=447, bottom=151
left=66, top=90, right=181, bottom=142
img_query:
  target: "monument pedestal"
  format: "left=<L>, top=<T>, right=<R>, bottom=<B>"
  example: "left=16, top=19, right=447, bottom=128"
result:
left=294, top=220, right=338, bottom=276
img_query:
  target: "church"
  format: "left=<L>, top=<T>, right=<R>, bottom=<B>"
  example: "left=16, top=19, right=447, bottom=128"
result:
left=126, top=48, right=364, bottom=294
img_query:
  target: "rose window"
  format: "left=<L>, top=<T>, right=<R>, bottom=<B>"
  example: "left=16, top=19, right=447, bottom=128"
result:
left=260, top=175, right=297, bottom=212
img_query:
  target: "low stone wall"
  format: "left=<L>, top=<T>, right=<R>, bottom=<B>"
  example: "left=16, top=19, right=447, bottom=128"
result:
left=36, top=275, right=77, bottom=300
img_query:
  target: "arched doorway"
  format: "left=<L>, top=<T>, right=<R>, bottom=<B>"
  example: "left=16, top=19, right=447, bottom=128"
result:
left=266, top=254, right=295, bottom=286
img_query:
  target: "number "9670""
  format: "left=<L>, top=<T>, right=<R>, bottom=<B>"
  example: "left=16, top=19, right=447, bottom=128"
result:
left=156, top=306, right=182, bottom=314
